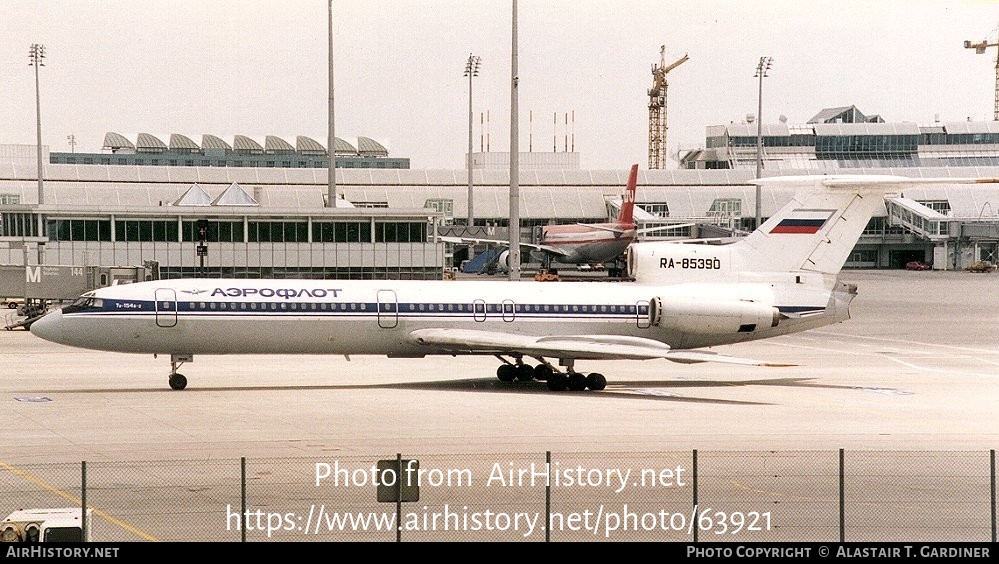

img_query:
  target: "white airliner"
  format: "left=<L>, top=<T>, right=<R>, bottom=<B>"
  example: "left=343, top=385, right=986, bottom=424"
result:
left=30, top=175, right=994, bottom=392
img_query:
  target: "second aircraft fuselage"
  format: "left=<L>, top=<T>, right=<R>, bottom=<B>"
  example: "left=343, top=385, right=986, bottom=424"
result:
left=539, top=223, right=637, bottom=264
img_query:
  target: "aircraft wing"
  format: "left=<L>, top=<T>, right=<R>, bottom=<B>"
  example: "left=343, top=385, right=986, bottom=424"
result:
left=407, top=328, right=793, bottom=366
left=439, top=236, right=570, bottom=257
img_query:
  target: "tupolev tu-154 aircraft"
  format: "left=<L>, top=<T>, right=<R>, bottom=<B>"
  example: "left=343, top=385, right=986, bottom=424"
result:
left=30, top=174, right=995, bottom=392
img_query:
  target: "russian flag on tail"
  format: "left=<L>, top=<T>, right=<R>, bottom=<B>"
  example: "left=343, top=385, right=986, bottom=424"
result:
left=769, top=209, right=834, bottom=234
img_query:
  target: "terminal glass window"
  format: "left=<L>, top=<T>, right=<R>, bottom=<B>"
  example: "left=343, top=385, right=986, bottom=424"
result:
left=248, top=221, right=309, bottom=243
left=3, top=213, right=38, bottom=237
left=815, top=134, right=918, bottom=160
left=637, top=203, right=670, bottom=217
left=707, top=198, right=742, bottom=217
left=312, top=221, right=372, bottom=243
left=916, top=200, right=951, bottom=214
left=182, top=220, right=244, bottom=242
left=375, top=221, right=428, bottom=243
left=49, top=219, right=112, bottom=241
left=424, top=199, right=454, bottom=216
left=116, top=220, right=177, bottom=242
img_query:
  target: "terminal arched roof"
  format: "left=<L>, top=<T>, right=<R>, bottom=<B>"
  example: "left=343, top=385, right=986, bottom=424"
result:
left=201, top=134, right=232, bottom=152
left=296, top=136, right=326, bottom=155
left=264, top=136, right=295, bottom=154
left=136, top=133, right=167, bottom=152
left=169, top=134, right=199, bottom=151
left=103, top=132, right=135, bottom=151
left=233, top=135, right=263, bottom=154
left=333, top=137, right=357, bottom=154
left=357, top=136, right=388, bottom=156
left=99, top=132, right=392, bottom=156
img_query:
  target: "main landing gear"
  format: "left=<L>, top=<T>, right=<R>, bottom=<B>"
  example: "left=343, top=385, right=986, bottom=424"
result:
left=495, top=356, right=606, bottom=392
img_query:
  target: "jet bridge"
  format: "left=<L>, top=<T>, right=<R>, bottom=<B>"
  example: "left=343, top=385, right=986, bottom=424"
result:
left=885, top=197, right=951, bottom=240
left=1, top=264, right=152, bottom=329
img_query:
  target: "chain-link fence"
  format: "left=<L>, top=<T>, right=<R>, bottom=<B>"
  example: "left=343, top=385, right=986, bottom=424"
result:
left=1, top=450, right=995, bottom=542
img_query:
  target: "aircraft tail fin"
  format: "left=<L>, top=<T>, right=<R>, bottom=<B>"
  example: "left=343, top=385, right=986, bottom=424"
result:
left=740, top=175, right=997, bottom=275
left=616, top=164, right=638, bottom=225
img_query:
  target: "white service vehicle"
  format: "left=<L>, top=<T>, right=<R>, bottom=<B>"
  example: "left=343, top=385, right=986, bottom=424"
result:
left=1, top=508, right=92, bottom=542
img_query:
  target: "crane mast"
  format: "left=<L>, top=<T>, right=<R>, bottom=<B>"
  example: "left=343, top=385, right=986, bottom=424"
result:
left=648, top=45, right=688, bottom=169
left=964, top=24, right=999, bottom=121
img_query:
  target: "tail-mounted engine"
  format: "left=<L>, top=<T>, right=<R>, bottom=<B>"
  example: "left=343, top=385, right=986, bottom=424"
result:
left=649, top=295, right=780, bottom=335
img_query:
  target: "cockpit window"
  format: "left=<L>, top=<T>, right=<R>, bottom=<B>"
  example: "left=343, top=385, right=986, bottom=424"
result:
left=63, top=296, right=103, bottom=314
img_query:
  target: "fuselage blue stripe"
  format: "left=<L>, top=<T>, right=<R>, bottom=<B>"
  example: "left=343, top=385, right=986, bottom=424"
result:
left=62, top=298, right=826, bottom=319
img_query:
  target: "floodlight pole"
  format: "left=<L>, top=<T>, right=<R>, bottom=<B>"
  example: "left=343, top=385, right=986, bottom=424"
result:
left=327, top=0, right=337, bottom=208
left=464, top=54, right=481, bottom=229
left=29, top=44, right=45, bottom=207
left=509, top=0, right=520, bottom=280
left=753, top=56, right=772, bottom=229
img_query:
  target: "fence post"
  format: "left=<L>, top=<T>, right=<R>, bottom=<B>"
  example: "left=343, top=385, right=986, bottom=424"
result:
left=839, top=448, right=845, bottom=543
left=545, top=451, right=551, bottom=543
left=991, top=449, right=996, bottom=543
left=396, top=453, right=402, bottom=543
left=81, top=461, right=87, bottom=542
left=692, top=449, right=698, bottom=543
left=240, top=457, right=246, bottom=543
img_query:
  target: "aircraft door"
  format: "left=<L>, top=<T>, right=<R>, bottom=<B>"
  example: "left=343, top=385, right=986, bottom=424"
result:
left=501, top=299, right=516, bottom=322
left=155, top=288, right=178, bottom=328
left=376, top=290, right=398, bottom=329
left=473, top=299, right=487, bottom=322
left=635, top=299, right=651, bottom=329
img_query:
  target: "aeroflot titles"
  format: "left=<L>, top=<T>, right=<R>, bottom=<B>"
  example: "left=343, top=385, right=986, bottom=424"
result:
left=209, top=287, right=344, bottom=299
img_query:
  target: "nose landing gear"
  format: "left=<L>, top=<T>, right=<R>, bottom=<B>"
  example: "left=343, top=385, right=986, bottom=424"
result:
left=167, top=354, right=193, bottom=390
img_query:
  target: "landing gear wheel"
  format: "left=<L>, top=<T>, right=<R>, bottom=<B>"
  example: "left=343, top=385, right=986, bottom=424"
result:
left=169, top=373, right=187, bottom=390
left=585, top=373, right=607, bottom=391
left=567, top=373, right=587, bottom=391
left=497, top=364, right=517, bottom=382
left=547, top=372, right=568, bottom=392
left=533, top=364, right=553, bottom=381
left=515, top=364, right=536, bottom=381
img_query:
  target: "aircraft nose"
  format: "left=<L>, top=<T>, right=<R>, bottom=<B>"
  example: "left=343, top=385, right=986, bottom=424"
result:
left=30, top=309, right=64, bottom=344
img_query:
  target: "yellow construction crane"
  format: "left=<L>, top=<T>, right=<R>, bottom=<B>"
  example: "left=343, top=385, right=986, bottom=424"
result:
left=964, top=28, right=999, bottom=121
left=648, top=45, right=688, bottom=169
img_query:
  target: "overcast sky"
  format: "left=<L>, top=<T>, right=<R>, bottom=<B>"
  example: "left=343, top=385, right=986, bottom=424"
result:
left=2, top=1, right=998, bottom=170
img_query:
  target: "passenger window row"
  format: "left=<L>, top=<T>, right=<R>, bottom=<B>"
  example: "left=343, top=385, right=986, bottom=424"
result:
left=158, top=301, right=645, bottom=314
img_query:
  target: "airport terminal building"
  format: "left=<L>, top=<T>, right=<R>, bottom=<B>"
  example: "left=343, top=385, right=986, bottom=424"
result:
left=2, top=111, right=999, bottom=298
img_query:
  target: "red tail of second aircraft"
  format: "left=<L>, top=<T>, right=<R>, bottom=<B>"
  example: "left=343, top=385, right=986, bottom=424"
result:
left=616, top=164, right=639, bottom=226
